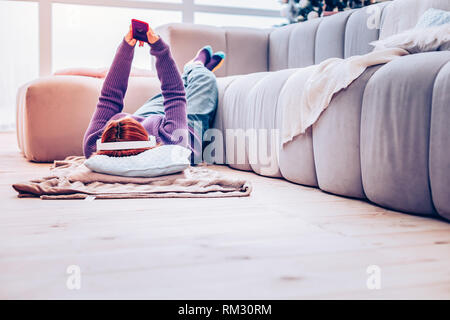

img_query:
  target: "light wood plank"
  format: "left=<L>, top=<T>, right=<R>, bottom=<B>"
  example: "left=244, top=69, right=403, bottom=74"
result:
left=0, top=132, right=449, bottom=299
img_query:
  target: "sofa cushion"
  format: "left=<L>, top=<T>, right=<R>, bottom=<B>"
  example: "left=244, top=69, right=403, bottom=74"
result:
left=245, top=68, right=297, bottom=177
left=312, top=65, right=382, bottom=198
left=224, top=27, right=270, bottom=76
left=278, top=66, right=318, bottom=187
left=288, top=18, right=322, bottom=68
left=269, top=23, right=297, bottom=71
left=156, top=23, right=270, bottom=78
left=315, top=10, right=354, bottom=64
left=279, top=127, right=318, bottom=187
left=221, top=72, right=269, bottom=171
left=208, top=76, right=238, bottom=164
left=157, top=23, right=227, bottom=77
left=344, top=2, right=389, bottom=58
left=429, top=61, right=450, bottom=220
left=361, top=51, right=450, bottom=215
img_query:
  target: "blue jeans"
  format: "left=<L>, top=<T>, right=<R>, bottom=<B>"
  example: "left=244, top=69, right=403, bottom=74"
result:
left=133, top=63, right=219, bottom=146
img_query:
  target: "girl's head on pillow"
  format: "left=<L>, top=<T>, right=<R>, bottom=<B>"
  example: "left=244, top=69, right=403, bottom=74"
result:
left=97, top=117, right=156, bottom=157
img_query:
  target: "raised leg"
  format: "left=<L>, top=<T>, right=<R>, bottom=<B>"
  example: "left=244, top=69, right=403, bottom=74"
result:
left=182, top=63, right=219, bottom=141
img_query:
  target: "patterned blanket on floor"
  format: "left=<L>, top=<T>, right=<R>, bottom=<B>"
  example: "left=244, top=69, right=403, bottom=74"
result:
left=12, top=156, right=252, bottom=199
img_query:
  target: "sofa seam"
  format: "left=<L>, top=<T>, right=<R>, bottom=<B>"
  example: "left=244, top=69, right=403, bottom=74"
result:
left=427, top=58, right=450, bottom=217
left=224, top=29, right=229, bottom=76
left=288, top=18, right=322, bottom=69
left=341, top=9, right=356, bottom=60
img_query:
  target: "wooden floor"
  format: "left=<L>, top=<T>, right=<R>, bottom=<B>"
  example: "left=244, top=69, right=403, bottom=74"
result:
left=0, top=132, right=449, bottom=299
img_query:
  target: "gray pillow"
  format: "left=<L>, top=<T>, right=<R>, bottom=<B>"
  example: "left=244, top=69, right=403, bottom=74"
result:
left=416, top=8, right=450, bottom=51
left=416, top=8, right=450, bottom=28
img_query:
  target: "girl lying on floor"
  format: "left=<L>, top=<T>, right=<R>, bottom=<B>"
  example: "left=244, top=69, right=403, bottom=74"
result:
left=83, top=22, right=225, bottom=164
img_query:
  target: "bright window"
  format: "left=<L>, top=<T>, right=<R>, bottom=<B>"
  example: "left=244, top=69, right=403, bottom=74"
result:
left=0, top=0, right=282, bottom=132
left=136, top=0, right=181, bottom=2
left=195, top=12, right=284, bottom=28
left=52, top=4, right=182, bottom=71
left=195, top=0, right=282, bottom=10
left=0, top=0, right=38, bottom=131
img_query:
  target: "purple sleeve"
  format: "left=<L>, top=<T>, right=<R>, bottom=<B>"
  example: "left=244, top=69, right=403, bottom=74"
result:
left=83, top=39, right=135, bottom=158
left=144, top=38, right=188, bottom=146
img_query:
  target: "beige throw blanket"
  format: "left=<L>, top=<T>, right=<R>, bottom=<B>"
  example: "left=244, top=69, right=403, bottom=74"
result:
left=12, top=157, right=252, bottom=199
left=280, top=47, right=409, bottom=146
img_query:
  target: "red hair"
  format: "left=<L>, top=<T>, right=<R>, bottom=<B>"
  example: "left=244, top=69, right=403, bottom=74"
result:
left=97, top=117, right=158, bottom=157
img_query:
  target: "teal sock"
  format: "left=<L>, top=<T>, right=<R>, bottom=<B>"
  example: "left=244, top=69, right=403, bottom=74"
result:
left=194, top=45, right=213, bottom=65
left=205, top=51, right=226, bottom=72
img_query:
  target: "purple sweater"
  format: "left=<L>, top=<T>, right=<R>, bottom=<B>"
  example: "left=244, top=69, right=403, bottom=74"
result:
left=83, top=38, right=195, bottom=158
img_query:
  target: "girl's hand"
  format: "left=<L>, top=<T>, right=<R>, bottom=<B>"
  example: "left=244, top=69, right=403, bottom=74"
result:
left=146, top=26, right=160, bottom=44
left=125, top=23, right=159, bottom=46
left=125, top=25, right=137, bottom=47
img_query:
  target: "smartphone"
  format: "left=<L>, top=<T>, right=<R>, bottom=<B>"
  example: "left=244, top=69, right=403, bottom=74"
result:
left=132, top=19, right=149, bottom=42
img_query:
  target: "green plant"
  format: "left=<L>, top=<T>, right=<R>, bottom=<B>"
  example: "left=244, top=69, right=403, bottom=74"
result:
left=279, top=0, right=377, bottom=24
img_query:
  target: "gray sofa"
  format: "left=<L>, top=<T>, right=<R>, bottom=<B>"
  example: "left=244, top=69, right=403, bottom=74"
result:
left=16, top=0, right=450, bottom=220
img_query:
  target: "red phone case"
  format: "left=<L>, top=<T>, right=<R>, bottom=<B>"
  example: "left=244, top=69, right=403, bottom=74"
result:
left=132, top=19, right=149, bottom=42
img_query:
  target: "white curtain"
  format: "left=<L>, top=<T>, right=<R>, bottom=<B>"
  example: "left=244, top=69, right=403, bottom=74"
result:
left=0, top=1, right=38, bottom=131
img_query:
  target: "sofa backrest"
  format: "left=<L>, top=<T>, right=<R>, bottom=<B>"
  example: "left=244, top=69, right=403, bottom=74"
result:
left=157, top=0, right=450, bottom=76
left=269, top=0, right=450, bottom=71
left=269, top=2, right=387, bottom=71
left=380, top=0, right=450, bottom=39
left=156, top=23, right=270, bottom=77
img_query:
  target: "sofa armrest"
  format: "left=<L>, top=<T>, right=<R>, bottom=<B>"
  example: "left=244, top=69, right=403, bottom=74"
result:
left=155, top=23, right=271, bottom=77
left=17, top=75, right=161, bottom=162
